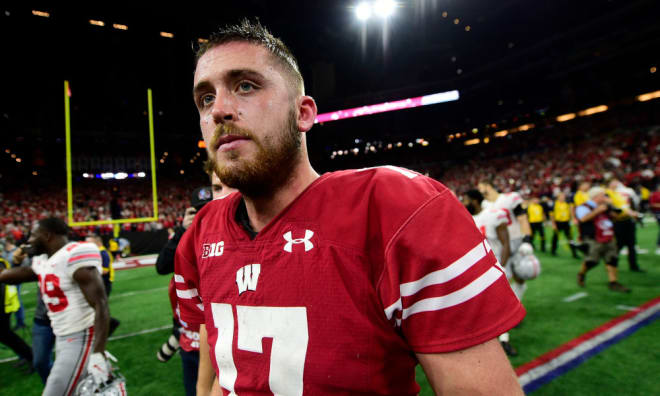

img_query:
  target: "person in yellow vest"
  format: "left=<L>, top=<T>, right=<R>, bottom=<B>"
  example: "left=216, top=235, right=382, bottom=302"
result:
left=551, top=192, right=578, bottom=258
left=607, top=179, right=643, bottom=272
left=108, top=238, right=120, bottom=261
left=86, top=235, right=121, bottom=335
left=0, top=257, right=33, bottom=368
left=572, top=182, right=591, bottom=224
left=640, top=185, right=650, bottom=213
left=528, top=196, right=546, bottom=252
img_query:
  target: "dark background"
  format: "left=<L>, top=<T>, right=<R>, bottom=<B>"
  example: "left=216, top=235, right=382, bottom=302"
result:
left=1, top=0, right=659, bottom=187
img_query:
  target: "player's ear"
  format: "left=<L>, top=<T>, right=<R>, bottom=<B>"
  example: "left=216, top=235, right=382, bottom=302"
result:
left=296, top=95, right=317, bottom=133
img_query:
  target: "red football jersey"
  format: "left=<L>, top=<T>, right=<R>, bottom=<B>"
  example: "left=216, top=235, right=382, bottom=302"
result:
left=175, top=166, right=525, bottom=395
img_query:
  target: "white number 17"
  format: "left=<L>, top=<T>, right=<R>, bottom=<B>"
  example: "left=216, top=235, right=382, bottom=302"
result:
left=211, top=304, right=309, bottom=396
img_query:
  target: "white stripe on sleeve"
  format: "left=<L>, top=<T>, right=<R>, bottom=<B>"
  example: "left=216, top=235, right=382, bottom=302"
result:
left=176, top=288, right=199, bottom=299
left=399, top=242, right=487, bottom=297
left=384, top=298, right=402, bottom=320
left=174, top=274, right=185, bottom=283
left=401, top=266, right=502, bottom=320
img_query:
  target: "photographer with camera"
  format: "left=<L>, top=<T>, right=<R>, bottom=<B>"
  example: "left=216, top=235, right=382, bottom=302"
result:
left=576, top=187, right=630, bottom=292
left=607, top=179, right=644, bottom=272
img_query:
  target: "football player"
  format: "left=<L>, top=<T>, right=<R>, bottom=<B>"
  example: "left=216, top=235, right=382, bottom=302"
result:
left=478, top=179, right=534, bottom=301
left=464, top=189, right=519, bottom=356
left=0, top=218, right=111, bottom=395
left=177, top=19, right=525, bottom=395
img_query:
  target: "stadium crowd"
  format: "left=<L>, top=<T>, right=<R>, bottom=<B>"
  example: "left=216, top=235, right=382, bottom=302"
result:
left=0, top=182, right=190, bottom=240
left=439, top=126, right=660, bottom=198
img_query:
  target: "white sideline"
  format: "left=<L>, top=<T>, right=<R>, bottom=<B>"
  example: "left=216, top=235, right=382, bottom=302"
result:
left=109, top=286, right=168, bottom=300
left=562, top=292, right=588, bottom=302
left=108, top=324, right=171, bottom=341
left=0, top=324, right=172, bottom=364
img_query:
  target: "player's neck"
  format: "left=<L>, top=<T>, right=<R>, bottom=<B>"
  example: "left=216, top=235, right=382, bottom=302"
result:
left=47, top=237, right=69, bottom=257
left=242, top=160, right=319, bottom=233
left=486, top=190, right=500, bottom=202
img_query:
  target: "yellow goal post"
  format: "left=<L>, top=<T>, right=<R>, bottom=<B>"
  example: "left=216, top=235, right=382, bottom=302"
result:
left=64, top=80, right=159, bottom=228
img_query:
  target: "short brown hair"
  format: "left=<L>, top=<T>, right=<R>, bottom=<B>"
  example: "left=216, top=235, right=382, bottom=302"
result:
left=195, top=19, right=304, bottom=95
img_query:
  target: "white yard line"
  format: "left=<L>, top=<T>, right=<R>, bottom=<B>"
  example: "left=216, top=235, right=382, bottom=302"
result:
left=109, top=286, right=168, bottom=300
left=108, top=325, right=171, bottom=341
left=615, top=305, right=641, bottom=312
left=563, top=292, right=588, bottom=302
left=0, top=325, right=172, bottom=364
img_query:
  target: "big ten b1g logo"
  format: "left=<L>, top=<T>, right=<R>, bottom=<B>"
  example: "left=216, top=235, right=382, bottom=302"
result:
left=202, top=241, right=224, bottom=258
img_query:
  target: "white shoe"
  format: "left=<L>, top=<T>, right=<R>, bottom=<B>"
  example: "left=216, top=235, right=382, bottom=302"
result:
left=655, top=247, right=660, bottom=255
left=620, top=247, right=628, bottom=256
left=636, top=246, right=648, bottom=254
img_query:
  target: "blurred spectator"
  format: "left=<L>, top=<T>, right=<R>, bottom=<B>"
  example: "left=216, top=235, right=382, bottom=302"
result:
left=3, top=237, right=26, bottom=330
left=575, top=187, right=629, bottom=292
left=607, top=179, right=644, bottom=272
left=551, top=192, right=578, bottom=258
left=650, top=184, right=660, bottom=255
left=528, top=197, right=546, bottom=252
left=0, top=256, right=33, bottom=371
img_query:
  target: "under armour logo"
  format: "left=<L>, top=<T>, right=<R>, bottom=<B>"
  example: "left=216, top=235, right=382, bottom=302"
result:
left=202, top=241, right=224, bottom=258
left=236, top=264, right=260, bottom=295
left=283, top=230, right=314, bottom=253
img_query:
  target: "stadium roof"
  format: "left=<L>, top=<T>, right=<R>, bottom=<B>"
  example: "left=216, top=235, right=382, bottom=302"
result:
left=1, top=1, right=658, bottom=177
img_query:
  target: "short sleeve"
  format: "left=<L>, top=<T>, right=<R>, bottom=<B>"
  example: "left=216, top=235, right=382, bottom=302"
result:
left=174, top=229, right=205, bottom=325
left=575, top=204, right=591, bottom=220
left=493, top=209, right=509, bottom=227
left=66, top=243, right=102, bottom=277
left=379, top=191, right=525, bottom=353
left=100, top=250, right=110, bottom=270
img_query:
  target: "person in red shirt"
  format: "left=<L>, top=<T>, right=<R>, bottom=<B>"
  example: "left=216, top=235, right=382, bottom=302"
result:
left=176, top=19, right=524, bottom=395
left=650, top=183, right=660, bottom=255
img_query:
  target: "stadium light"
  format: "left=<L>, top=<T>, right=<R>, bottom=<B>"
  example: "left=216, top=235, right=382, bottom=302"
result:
left=577, top=105, right=608, bottom=117
left=113, top=23, right=128, bottom=31
left=137, top=172, right=146, bottom=178
left=160, top=31, right=174, bottom=38
left=494, top=130, right=509, bottom=137
left=315, top=90, right=459, bottom=124
left=556, top=113, right=576, bottom=122
left=101, top=172, right=114, bottom=180
left=32, top=10, right=50, bottom=18
left=637, top=90, right=660, bottom=102
left=114, top=172, right=128, bottom=180
left=89, top=20, right=105, bottom=26
left=373, top=0, right=396, bottom=18
left=355, top=2, right=372, bottom=21
left=464, top=138, right=480, bottom=146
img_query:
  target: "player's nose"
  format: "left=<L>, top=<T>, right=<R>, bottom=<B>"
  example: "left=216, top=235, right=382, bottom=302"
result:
left=211, top=95, right=237, bottom=124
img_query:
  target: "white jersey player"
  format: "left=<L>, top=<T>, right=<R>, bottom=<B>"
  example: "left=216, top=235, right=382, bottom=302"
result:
left=31, top=243, right=100, bottom=336
left=0, top=218, right=112, bottom=395
left=464, top=189, right=517, bottom=356
left=478, top=180, right=534, bottom=302
left=473, top=208, right=511, bottom=265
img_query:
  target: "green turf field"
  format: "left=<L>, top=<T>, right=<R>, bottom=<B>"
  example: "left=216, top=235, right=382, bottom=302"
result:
left=1, top=221, right=658, bottom=395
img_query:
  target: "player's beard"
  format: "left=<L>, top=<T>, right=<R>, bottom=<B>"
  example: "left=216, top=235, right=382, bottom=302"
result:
left=206, top=107, right=301, bottom=198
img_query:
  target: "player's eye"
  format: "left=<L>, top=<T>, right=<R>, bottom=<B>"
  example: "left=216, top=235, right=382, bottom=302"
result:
left=237, top=82, right=256, bottom=93
left=200, top=94, right=215, bottom=107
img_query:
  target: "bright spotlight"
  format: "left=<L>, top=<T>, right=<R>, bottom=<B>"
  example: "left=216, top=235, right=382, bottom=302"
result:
left=374, top=0, right=396, bottom=18
left=356, top=2, right=372, bottom=21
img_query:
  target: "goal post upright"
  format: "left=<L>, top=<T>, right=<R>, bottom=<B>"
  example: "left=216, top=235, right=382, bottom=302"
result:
left=64, top=81, right=159, bottom=228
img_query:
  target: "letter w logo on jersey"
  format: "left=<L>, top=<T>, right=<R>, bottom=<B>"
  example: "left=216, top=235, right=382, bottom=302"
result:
left=283, top=230, right=314, bottom=253
left=202, top=241, right=224, bottom=258
left=236, top=264, right=261, bottom=295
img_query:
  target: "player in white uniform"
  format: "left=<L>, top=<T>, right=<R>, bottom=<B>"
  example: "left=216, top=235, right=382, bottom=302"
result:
left=0, top=218, right=112, bottom=395
left=479, top=180, right=534, bottom=301
left=464, top=189, right=518, bottom=356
